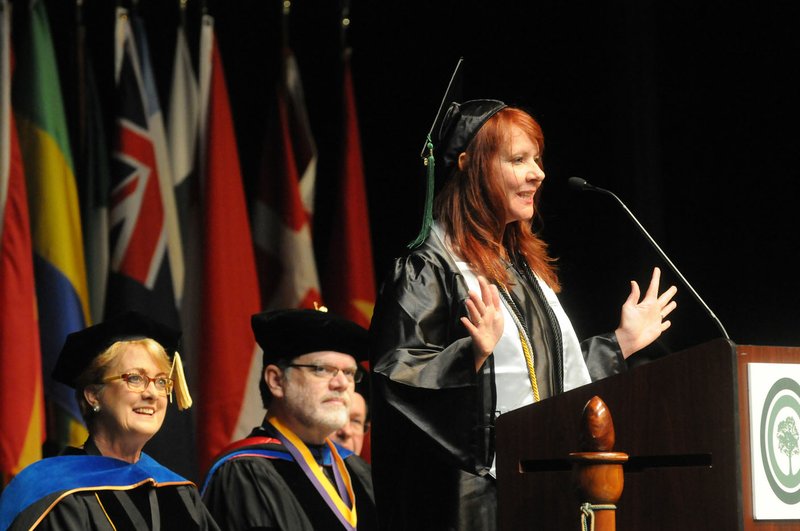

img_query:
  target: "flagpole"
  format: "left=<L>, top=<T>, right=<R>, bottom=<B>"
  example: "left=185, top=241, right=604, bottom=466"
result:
left=340, top=0, right=351, bottom=55
left=179, top=0, right=187, bottom=28
left=282, top=0, right=290, bottom=50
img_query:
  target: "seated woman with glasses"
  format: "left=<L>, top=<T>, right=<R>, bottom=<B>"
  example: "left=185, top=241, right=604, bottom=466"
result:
left=0, top=311, right=219, bottom=530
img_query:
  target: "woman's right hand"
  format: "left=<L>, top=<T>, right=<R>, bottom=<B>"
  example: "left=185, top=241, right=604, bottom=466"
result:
left=461, top=276, right=505, bottom=371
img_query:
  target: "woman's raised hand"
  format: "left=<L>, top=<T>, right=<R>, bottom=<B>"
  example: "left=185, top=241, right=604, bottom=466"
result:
left=615, top=267, right=678, bottom=358
left=461, top=276, right=505, bottom=371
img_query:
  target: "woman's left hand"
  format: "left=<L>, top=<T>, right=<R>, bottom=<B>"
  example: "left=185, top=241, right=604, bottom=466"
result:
left=615, top=267, right=677, bottom=358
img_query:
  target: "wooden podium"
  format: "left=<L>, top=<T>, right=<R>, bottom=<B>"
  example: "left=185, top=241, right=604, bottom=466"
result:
left=495, top=339, right=800, bottom=530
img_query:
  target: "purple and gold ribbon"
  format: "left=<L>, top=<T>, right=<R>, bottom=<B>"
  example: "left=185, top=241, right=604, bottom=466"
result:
left=268, top=416, right=357, bottom=530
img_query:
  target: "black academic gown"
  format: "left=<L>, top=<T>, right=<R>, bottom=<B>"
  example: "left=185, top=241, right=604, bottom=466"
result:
left=201, top=424, right=378, bottom=531
left=0, top=440, right=219, bottom=531
left=369, top=230, right=625, bottom=531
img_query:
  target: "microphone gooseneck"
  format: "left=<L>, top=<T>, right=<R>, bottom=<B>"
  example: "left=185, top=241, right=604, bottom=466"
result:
left=569, top=177, right=731, bottom=341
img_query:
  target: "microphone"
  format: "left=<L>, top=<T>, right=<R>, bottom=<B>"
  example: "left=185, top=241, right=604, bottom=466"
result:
left=567, top=176, right=595, bottom=192
left=569, top=176, right=731, bottom=341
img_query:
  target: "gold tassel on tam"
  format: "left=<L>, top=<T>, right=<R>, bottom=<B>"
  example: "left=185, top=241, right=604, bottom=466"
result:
left=169, top=351, right=193, bottom=410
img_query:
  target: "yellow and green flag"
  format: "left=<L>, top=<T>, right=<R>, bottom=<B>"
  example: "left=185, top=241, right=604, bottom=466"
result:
left=12, top=0, right=90, bottom=454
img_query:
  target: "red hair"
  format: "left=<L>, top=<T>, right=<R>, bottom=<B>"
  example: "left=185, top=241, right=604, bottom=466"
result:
left=433, top=107, right=560, bottom=291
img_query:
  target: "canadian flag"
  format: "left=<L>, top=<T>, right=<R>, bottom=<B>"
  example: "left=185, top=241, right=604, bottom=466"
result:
left=240, top=45, right=322, bottom=444
left=251, top=47, right=321, bottom=313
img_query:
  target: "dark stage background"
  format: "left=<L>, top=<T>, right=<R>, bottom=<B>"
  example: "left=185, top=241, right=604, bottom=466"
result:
left=26, top=0, right=800, bottom=361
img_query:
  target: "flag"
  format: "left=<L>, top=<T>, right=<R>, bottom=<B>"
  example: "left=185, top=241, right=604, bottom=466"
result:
left=321, top=50, right=375, bottom=329
left=0, top=0, right=44, bottom=484
left=12, top=0, right=89, bottom=455
left=67, top=0, right=111, bottom=326
left=252, top=46, right=321, bottom=312
left=131, top=9, right=184, bottom=308
left=167, top=11, right=201, bottom=403
left=248, top=46, right=321, bottom=449
left=109, top=7, right=195, bottom=480
left=167, top=10, right=199, bottom=254
left=320, top=49, right=377, bottom=462
left=196, top=14, right=261, bottom=473
left=108, top=6, right=180, bottom=348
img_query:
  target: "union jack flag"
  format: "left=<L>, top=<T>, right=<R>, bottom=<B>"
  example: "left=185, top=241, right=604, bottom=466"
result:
left=105, top=7, right=195, bottom=481
left=111, top=123, right=166, bottom=289
left=110, top=18, right=166, bottom=291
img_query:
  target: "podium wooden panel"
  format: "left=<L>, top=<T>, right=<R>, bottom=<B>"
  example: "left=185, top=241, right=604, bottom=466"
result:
left=495, top=339, right=800, bottom=530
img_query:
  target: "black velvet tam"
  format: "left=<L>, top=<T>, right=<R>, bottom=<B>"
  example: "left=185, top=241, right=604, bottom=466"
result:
left=436, top=99, right=507, bottom=176
left=52, top=311, right=181, bottom=388
left=251, top=309, right=368, bottom=366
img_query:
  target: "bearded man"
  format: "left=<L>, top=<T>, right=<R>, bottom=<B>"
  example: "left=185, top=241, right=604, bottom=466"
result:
left=201, top=309, right=377, bottom=530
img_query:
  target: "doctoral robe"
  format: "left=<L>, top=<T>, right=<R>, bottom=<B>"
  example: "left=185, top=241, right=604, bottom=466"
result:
left=0, top=444, right=218, bottom=530
left=202, top=424, right=377, bottom=531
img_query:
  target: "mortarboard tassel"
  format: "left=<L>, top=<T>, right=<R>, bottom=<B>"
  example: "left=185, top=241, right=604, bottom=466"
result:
left=407, top=135, right=436, bottom=249
left=170, top=351, right=193, bottom=410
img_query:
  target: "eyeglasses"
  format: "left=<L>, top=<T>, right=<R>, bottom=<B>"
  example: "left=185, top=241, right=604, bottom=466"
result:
left=103, top=373, right=174, bottom=395
left=287, top=363, right=363, bottom=383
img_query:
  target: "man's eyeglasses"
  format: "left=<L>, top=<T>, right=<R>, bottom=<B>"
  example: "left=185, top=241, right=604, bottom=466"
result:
left=103, top=373, right=174, bottom=395
left=287, top=363, right=363, bottom=383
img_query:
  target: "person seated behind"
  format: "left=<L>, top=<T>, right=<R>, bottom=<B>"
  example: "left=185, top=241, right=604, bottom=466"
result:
left=331, top=377, right=369, bottom=462
left=0, top=311, right=219, bottom=530
left=201, top=308, right=377, bottom=530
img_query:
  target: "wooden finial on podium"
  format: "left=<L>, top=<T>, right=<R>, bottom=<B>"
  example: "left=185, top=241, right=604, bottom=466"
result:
left=570, top=396, right=629, bottom=531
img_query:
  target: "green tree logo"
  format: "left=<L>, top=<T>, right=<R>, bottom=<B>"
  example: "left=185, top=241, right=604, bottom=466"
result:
left=776, top=416, right=799, bottom=476
left=760, top=377, right=800, bottom=505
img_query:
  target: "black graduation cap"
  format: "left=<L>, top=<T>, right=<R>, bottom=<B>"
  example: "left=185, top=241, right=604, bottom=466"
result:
left=52, top=310, right=192, bottom=409
left=409, top=57, right=507, bottom=248
left=252, top=308, right=369, bottom=366
left=437, top=99, right=507, bottom=175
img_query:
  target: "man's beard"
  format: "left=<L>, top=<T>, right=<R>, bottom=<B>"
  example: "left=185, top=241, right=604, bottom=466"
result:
left=284, top=381, right=350, bottom=434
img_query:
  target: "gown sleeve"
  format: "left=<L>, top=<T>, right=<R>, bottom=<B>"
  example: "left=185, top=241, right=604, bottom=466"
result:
left=581, top=332, right=627, bottom=381
left=370, top=250, right=493, bottom=470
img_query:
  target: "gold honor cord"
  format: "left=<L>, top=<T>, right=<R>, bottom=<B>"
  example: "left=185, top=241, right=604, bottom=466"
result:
left=268, top=416, right=358, bottom=528
left=517, top=328, right=541, bottom=402
left=498, top=285, right=541, bottom=402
